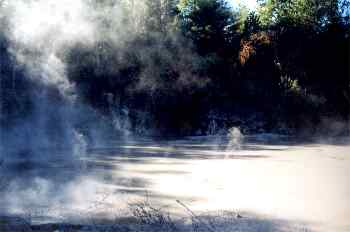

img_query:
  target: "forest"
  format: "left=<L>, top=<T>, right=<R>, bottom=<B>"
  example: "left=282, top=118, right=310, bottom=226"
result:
left=0, top=0, right=349, bottom=140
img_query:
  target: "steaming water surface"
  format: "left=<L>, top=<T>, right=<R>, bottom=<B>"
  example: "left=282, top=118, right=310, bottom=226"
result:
left=0, top=136, right=349, bottom=231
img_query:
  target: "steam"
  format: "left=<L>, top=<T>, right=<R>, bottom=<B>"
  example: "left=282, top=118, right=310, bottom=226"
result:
left=0, top=0, right=135, bottom=159
left=0, top=0, right=235, bottom=222
left=0, top=3, right=207, bottom=220
left=2, top=0, right=149, bottom=100
left=4, top=0, right=97, bottom=96
left=226, top=127, right=244, bottom=151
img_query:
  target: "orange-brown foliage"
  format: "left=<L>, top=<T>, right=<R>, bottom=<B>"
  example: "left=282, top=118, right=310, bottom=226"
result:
left=239, top=32, right=272, bottom=65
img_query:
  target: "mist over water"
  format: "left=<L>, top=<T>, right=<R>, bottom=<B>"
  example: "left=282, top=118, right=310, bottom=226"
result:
left=0, top=0, right=202, bottom=224
left=226, top=127, right=244, bottom=151
left=0, top=1, right=349, bottom=232
left=0, top=3, right=134, bottom=223
left=0, top=135, right=349, bottom=232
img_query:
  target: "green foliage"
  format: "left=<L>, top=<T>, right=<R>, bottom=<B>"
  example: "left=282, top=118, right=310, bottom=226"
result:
left=258, top=0, right=315, bottom=26
left=257, top=0, right=349, bottom=29
left=178, top=0, right=238, bottom=54
left=242, top=12, right=261, bottom=36
left=1, top=0, right=349, bottom=135
left=237, top=4, right=250, bottom=32
left=144, top=0, right=179, bottom=33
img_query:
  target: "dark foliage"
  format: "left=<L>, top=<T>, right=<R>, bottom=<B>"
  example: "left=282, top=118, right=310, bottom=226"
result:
left=1, top=0, right=349, bottom=137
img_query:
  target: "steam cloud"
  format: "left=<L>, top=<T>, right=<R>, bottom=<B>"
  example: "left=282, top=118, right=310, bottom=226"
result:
left=0, top=0, right=122, bottom=216
left=0, top=0, right=204, bottom=154
left=0, top=0, right=143, bottom=159
left=0, top=1, right=204, bottom=218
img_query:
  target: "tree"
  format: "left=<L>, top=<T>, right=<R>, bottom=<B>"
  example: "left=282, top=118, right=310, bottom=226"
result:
left=144, top=0, right=178, bottom=34
left=178, top=0, right=238, bottom=54
left=257, top=0, right=348, bottom=30
left=242, top=11, right=261, bottom=37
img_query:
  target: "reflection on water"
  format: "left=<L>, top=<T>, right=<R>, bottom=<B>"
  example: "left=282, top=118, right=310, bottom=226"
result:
left=0, top=136, right=349, bottom=231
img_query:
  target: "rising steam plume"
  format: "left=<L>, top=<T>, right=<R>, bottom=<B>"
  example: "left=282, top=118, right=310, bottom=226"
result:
left=0, top=0, right=206, bottom=160
left=0, top=0, right=154, bottom=159
left=1, top=0, right=92, bottom=159
left=0, top=0, right=146, bottom=216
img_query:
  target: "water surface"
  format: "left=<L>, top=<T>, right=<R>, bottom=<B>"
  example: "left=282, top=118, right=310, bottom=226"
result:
left=0, top=135, right=349, bottom=231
